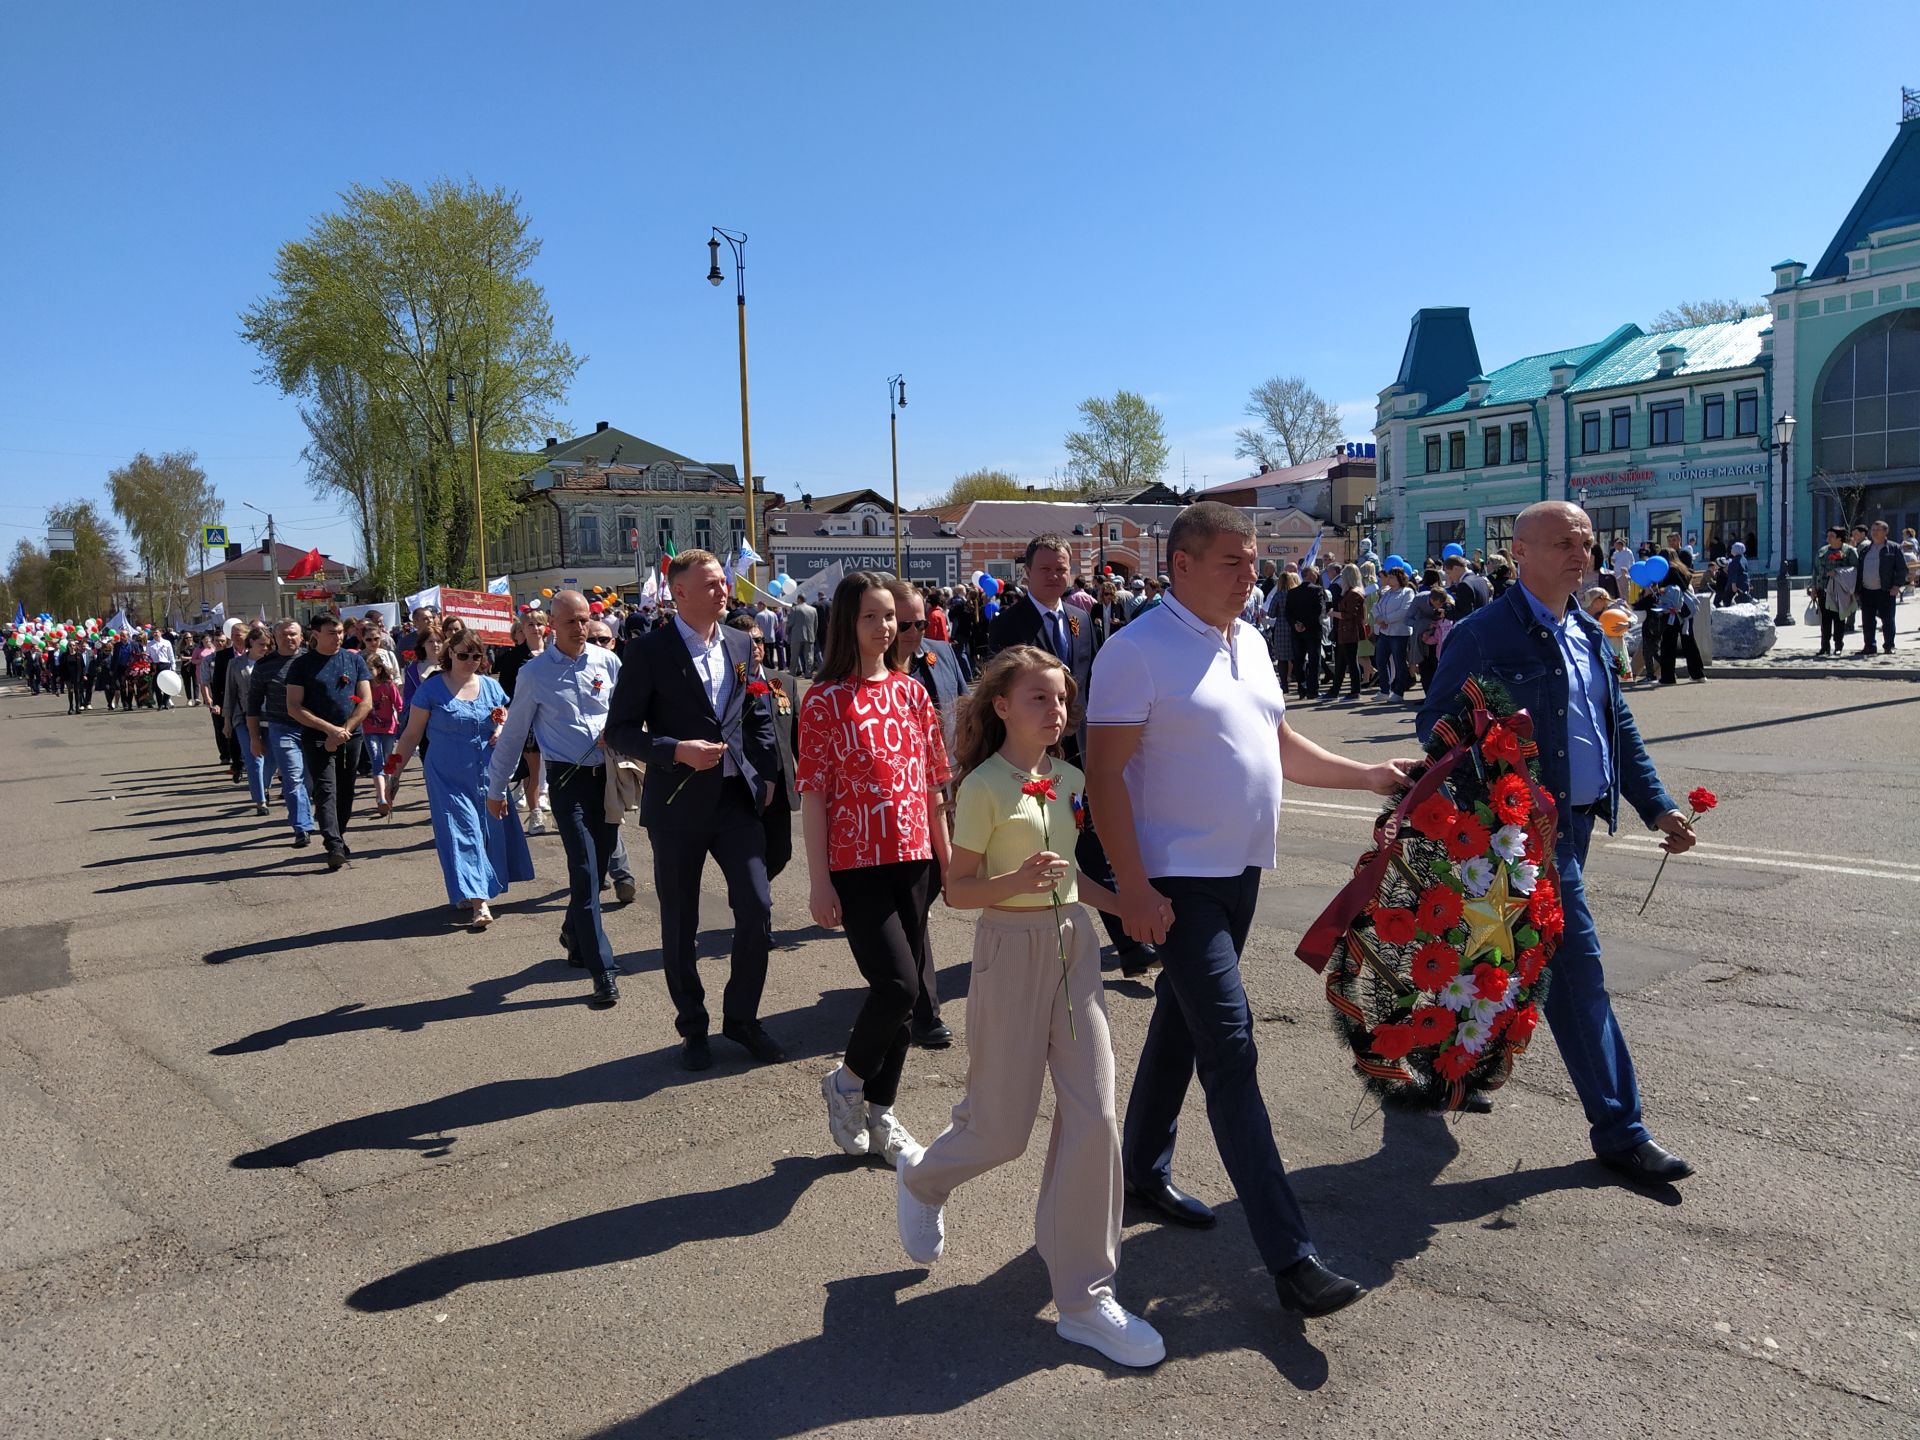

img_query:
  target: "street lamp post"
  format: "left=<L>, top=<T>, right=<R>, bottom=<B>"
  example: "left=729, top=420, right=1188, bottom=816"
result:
left=1093, top=500, right=1107, bottom=579
left=1772, top=413, right=1797, bottom=625
left=708, top=228, right=757, bottom=587
left=447, top=372, right=486, bottom=588
left=888, top=375, right=907, bottom=575
left=1149, top=522, right=1164, bottom=580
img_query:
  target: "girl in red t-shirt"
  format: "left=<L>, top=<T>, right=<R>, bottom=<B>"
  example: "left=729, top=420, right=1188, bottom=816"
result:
left=798, top=571, right=953, bottom=1167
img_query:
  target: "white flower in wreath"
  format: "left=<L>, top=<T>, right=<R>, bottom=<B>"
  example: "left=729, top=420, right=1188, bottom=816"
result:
left=1490, top=824, right=1528, bottom=863
left=1467, top=997, right=1505, bottom=1029
left=1509, top=861, right=1541, bottom=895
left=1437, top=974, right=1478, bottom=1012
left=1455, top=1014, right=1492, bottom=1053
left=1458, top=855, right=1496, bottom=897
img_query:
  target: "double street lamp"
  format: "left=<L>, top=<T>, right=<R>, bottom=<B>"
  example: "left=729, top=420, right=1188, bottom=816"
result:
left=707, top=228, right=757, bottom=586
left=1772, top=412, right=1798, bottom=625
left=888, top=374, right=906, bottom=574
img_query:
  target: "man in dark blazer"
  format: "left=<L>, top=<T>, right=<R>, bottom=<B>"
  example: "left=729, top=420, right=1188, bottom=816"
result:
left=607, top=550, right=787, bottom=1072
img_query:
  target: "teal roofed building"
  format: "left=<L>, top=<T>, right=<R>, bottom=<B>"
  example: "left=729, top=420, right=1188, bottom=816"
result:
left=1377, top=94, right=1920, bottom=576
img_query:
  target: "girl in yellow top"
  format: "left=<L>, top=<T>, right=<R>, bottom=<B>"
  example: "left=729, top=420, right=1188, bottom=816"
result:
left=893, top=645, right=1165, bottom=1369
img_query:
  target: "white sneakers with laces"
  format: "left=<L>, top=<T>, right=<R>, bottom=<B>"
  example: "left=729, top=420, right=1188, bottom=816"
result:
left=821, top=1065, right=870, bottom=1156
left=1055, top=1292, right=1166, bottom=1368
left=866, top=1108, right=921, bottom=1167
left=894, top=1161, right=945, bottom=1264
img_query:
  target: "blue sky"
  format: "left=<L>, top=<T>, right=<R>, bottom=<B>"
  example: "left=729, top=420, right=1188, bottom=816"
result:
left=3, top=1, right=1917, bottom=568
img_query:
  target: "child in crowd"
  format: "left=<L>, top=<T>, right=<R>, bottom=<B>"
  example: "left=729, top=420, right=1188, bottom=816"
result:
left=1582, top=587, right=1635, bottom=681
left=893, top=644, right=1164, bottom=1370
left=363, top=651, right=404, bottom=816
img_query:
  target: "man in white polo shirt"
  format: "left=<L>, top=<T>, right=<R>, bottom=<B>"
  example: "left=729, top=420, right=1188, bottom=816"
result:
left=1086, top=501, right=1416, bottom=1320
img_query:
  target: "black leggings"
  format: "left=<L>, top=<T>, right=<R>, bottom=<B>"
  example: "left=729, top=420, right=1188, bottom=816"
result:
left=832, top=859, right=933, bottom=1107
left=1329, top=640, right=1361, bottom=696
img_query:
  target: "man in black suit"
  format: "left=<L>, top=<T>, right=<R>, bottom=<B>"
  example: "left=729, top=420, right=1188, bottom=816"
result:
left=606, top=550, right=788, bottom=1072
left=988, top=533, right=1159, bottom=977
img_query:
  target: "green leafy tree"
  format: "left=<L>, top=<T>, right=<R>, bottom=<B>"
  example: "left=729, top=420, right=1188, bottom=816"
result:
left=298, top=365, right=414, bottom=599
left=1063, top=390, right=1168, bottom=493
left=107, top=451, right=217, bottom=622
left=240, top=178, right=582, bottom=590
left=1234, top=375, right=1345, bottom=471
left=6, top=538, right=52, bottom=617
left=923, top=468, right=1030, bottom=507
left=1649, top=299, right=1766, bottom=329
left=44, top=501, right=127, bottom=618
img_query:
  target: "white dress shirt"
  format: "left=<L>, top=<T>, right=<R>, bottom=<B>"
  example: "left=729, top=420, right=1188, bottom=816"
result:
left=675, top=613, right=738, bottom=776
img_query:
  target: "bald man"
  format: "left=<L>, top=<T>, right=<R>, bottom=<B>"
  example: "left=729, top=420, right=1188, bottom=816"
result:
left=1419, top=501, right=1699, bottom=1185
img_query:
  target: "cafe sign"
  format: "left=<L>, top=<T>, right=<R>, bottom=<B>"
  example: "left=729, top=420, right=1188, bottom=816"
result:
left=1574, top=458, right=1769, bottom=494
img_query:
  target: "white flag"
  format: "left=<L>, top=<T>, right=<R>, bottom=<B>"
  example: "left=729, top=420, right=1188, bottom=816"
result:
left=736, top=539, right=765, bottom=571
left=807, top=561, right=844, bottom=603
left=487, top=575, right=510, bottom=596
left=404, top=585, right=442, bottom=613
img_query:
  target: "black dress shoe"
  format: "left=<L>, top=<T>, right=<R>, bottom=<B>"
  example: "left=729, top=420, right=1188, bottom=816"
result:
left=325, top=849, right=346, bottom=872
left=1459, top=1088, right=1495, bottom=1114
left=721, top=1021, right=788, bottom=1064
left=560, top=927, right=586, bottom=967
left=1274, top=1256, right=1365, bottom=1317
left=1124, top=1178, right=1216, bottom=1228
left=589, top=971, right=620, bottom=1009
left=911, top=1020, right=954, bottom=1049
left=680, top=1034, right=713, bottom=1070
left=1119, top=943, right=1160, bottom=978
left=292, top=832, right=311, bottom=849
left=1597, top=1139, right=1694, bottom=1184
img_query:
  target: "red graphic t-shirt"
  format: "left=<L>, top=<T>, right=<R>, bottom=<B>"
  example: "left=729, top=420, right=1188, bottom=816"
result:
left=796, top=672, right=952, bottom=872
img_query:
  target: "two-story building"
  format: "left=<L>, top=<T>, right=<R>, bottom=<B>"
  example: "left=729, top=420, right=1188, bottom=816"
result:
left=766, top=489, right=964, bottom=591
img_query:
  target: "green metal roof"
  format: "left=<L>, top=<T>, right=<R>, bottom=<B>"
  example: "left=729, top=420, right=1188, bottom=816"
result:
left=1567, top=315, right=1768, bottom=393
left=1424, top=342, right=1602, bottom=415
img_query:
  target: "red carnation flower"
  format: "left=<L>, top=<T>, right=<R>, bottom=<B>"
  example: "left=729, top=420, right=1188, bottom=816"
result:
left=1410, top=794, right=1461, bottom=839
left=1505, top=1005, right=1540, bottom=1044
left=1687, top=787, right=1718, bottom=813
left=1489, top=773, right=1531, bottom=827
left=745, top=680, right=771, bottom=698
left=1410, top=941, right=1462, bottom=992
left=1372, top=907, right=1418, bottom=946
left=1409, top=1005, right=1456, bottom=1045
left=1528, top=879, right=1558, bottom=923
left=488, top=706, right=508, bottom=726
left=1481, top=723, right=1522, bottom=767
left=1416, top=885, right=1464, bottom=935
left=1473, top=962, right=1510, bottom=1002
left=1443, top=814, right=1492, bottom=862
left=1020, top=777, right=1057, bottom=800
left=1516, top=944, right=1548, bottom=987
left=1370, top=1022, right=1418, bottom=1061
left=1536, top=905, right=1565, bottom=942
left=1433, top=1044, right=1477, bottom=1082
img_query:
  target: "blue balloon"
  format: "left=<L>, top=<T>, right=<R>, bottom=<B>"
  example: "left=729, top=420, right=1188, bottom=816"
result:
left=1441, top=542, right=1465, bottom=560
left=978, top=573, right=1001, bottom=597
left=1632, top=555, right=1669, bottom=586
left=1383, top=554, right=1410, bottom=575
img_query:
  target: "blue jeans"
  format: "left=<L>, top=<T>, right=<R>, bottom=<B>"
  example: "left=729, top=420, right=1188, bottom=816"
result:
left=1122, top=866, right=1317, bottom=1274
left=550, top=762, right=619, bottom=979
left=239, top=724, right=270, bottom=808
left=361, top=731, right=394, bottom=781
left=1545, top=814, right=1649, bottom=1154
left=1376, top=634, right=1410, bottom=695
left=266, top=722, right=314, bottom=837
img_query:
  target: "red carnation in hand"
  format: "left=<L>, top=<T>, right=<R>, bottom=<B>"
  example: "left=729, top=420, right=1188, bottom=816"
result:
left=1434, top=1044, right=1477, bottom=1082
left=1481, top=722, right=1523, bottom=767
left=1410, top=940, right=1462, bottom=991
left=1370, top=1021, right=1418, bottom=1061
left=1687, top=787, right=1718, bottom=813
left=745, top=680, right=771, bottom=698
left=1020, top=777, right=1058, bottom=801
left=1505, top=1005, right=1540, bottom=1045
left=1516, top=944, right=1548, bottom=987
left=1473, top=962, right=1510, bottom=1002
left=1410, top=794, right=1461, bottom=839
left=1443, top=814, right=1492, bottom=862
left=1372, top=907, right=1419, bottom=945
left=1416, top=885, right=1464, bottom=935
left=1409, top=1005, right=1456, bottom=1045
left=489, top=706, right=508, bottom=726
left=1489, top=773, right=1532, bottom=827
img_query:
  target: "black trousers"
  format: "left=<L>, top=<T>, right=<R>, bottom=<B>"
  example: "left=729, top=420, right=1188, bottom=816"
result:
left=1295, top=639, right=1321, bottom=697
left=1819, top=603, right=1849, bottom=652
left=1329, top=640, right=1361, bottom=696
left=1857, top=588, right=1896, bottom=651
left=212, top=705, right=235, bottom=765
left=302, top=732, right=364, bottom=857
left=650, top=777, right=772, bottom=1038
left=1657, top=622, right=1702, bottom=682
left=833, top=859, right=933, bottom=1107
left=911, top=848, right=944, bottom=1029
left=552, top=763, right=619, bottom=978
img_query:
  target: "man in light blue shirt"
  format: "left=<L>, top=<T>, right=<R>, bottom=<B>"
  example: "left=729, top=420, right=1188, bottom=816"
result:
left=488, top=591, right=625, bottom=1007
left=1514, top=583, right=1610, bottom=807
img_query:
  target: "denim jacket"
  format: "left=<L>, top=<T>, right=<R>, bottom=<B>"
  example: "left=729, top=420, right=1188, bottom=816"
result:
left=1417, top=584, right=1676, bottom=838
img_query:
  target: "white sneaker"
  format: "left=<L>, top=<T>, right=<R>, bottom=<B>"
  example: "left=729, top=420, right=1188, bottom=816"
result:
left=867, top=1108, right=922, bottom=1167
left=895, top=1160, right=945, bottom=1264
left=821, top=1066, right=870, bottom=1156
left=523, top=807, right=547, bottom=835
left=1056, top=1293, right=1166, bottom=1368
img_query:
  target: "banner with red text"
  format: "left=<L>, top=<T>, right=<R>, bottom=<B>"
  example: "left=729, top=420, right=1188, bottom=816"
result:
left=438, top=587, right=514, bottom=645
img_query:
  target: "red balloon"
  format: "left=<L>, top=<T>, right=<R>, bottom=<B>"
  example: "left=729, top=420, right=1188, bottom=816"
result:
left=589, top=601, right=605, bottom=614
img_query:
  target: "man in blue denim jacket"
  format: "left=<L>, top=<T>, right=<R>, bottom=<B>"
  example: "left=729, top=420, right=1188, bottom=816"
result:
left=1419, top=501, right=1699, bottom=1185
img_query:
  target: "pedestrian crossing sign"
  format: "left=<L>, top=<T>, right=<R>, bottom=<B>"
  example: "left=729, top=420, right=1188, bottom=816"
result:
left=201, top=525, right=228, bottom=548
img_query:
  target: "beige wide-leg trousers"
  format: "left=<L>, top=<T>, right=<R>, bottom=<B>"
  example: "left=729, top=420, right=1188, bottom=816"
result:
left=901, top=902, right=1120, bottom=1315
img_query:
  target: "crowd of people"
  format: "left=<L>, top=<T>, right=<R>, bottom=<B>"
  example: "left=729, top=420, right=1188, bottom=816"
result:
left=5, top=500, right=1725, bottom=1371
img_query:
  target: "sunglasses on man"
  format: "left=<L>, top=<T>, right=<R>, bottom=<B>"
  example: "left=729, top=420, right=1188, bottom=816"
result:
left=587, top=634, right=615, bottom=646
left=898, top=619, right=928, bottom=631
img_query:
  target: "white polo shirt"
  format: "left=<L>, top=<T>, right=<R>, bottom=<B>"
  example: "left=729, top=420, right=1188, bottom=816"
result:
left=1086, top=588, right=1286, bottom=878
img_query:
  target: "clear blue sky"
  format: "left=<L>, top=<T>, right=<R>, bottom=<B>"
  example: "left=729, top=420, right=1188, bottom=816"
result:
left=3, top=1, right=1916, bottom=568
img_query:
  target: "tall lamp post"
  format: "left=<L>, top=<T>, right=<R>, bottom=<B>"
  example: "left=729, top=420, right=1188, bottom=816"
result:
left=1359, top=494, right=1378, bottom=556
left=707, top=228, right=756, bottom=586
left=1093, top=499, right=1107, bottom=579
left=1771, top=413, right=1797, bottom=625
left=1149, top=522, right=1164, bottom=580
left=447, top=371, right=485, bottom=587
left=888, top=374, right=907, bottom=574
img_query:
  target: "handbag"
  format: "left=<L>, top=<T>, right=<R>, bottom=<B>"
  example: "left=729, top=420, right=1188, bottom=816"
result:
left=1802, top=598, right=1819, bottom=626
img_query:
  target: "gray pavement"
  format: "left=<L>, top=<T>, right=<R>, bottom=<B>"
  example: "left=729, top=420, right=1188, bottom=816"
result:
left=1, top=676, right=1916, bottom=1439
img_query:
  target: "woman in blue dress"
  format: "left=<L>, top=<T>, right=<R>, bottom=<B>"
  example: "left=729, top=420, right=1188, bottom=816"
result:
left=388, top=620, right=533, bottom=929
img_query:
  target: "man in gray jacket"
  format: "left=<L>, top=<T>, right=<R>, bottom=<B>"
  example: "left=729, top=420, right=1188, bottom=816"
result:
left=786, top=595, right=819, bottom=677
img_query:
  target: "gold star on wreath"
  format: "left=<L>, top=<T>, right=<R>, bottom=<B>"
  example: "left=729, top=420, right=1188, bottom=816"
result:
left=1460, top=867, right=1530, bottom=964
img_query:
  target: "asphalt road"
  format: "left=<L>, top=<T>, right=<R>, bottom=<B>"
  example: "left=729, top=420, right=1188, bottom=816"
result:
left=2, top=674, right=1916, bottom=1439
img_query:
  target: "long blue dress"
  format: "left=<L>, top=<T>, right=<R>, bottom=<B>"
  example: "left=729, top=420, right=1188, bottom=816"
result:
left=417, top=674, right=534, bottom=905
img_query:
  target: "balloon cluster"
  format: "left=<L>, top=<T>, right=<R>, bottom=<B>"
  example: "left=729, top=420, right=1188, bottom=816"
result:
left=764, top=572, right=797, bottom=600
left=971, top=570, right=1001, bottom=597
left=1382, top=554, right=1412, bottom=576
left=1627, top=555, right=1670, bottom=588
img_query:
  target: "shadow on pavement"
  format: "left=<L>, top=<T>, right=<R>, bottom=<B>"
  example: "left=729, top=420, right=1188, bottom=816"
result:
left=204, top=903, right=484, bottom=964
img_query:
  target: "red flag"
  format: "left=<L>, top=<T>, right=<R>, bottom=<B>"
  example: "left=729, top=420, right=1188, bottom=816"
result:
left=284, top=547, right=324, bottom=580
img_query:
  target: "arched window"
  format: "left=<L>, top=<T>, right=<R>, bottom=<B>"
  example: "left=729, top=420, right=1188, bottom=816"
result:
left=1816, top=308, right=1920, bottom=475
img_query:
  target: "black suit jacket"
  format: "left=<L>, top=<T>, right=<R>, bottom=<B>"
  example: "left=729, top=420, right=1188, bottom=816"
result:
left=606, top=623, right=778, bottom=828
